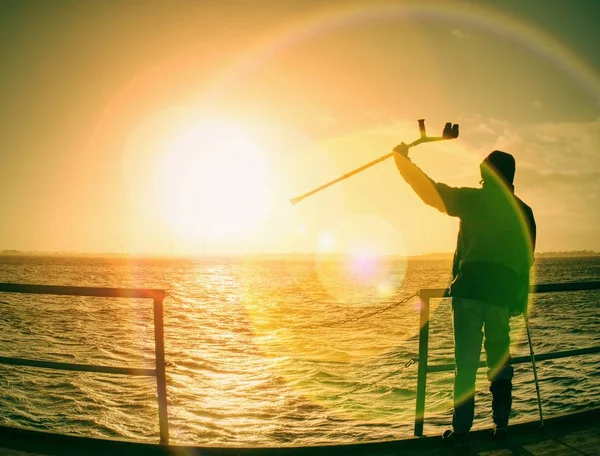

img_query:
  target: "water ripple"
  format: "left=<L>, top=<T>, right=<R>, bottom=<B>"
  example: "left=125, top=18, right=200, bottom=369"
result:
left=0, top=255, right=598, bottom=445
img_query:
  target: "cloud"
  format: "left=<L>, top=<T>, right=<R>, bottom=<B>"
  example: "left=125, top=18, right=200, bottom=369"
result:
left=475, top=123, right=496, bottom=135
left=518, top=167, right=600, bottom=190
left=451, top=29, right=471, bottom=39
left=454, top=116, right=600, bottom=173
left=532, top=100, right=543, bottom=108
left=436, top=114, right=600, bottom=249
left=491, top=127, right=523, bottom=152
left=522, top=119, right=600, bottom=171
left=507, top=119, right=600, bottom=249
left=325, top=114, right=600, bottom=250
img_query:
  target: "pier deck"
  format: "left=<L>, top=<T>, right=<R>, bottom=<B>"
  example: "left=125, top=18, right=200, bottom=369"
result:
left=1, top=407, right=598, bottom=456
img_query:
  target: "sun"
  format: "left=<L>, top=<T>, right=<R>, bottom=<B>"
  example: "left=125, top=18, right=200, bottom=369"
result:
left=158, top=121, right=272, bottom=243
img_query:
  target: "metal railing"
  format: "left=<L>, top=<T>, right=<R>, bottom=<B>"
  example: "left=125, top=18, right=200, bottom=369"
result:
left=2, top=280, right=600, bottom=445
left=413, top=280, right=600, bottom=436
left=0, top=283, right=170, bottom=444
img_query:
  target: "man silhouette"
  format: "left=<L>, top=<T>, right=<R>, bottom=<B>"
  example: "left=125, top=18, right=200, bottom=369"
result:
left=393, top=143, right=536, bottom=447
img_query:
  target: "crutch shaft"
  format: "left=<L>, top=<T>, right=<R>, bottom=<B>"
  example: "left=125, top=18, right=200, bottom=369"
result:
left=524, top=314, right=545, bottom=428
left=290, top=123, right=457, bottom=205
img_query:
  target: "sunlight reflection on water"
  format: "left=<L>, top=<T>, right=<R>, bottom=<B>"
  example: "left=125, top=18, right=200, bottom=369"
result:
left=0, top=255, right=598, bottom=445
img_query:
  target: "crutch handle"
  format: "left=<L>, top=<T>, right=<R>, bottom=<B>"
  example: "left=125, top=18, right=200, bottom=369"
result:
left=418, top=119, right=426, bottom=138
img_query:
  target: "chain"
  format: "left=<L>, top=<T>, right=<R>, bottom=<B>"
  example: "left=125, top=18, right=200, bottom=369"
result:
left=296, top=292, right=419, bottom=329
left=166, top=290, right=419, bottom=330
left=164, top=291, right=188, bottom=305
left=164, top=291, right=224, bottom=319
left=164, top=291, right=418, bottom=389
left=165, top=291, right=196, bottom=309
left=342, top=357, right=417, bottom=396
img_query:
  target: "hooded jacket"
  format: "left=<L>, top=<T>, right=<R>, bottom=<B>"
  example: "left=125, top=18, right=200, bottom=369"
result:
left=395, top=155, right=536, bottom=313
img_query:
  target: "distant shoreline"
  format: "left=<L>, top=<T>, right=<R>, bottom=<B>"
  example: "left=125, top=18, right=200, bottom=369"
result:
left=1, top=250, right=598, bottom=260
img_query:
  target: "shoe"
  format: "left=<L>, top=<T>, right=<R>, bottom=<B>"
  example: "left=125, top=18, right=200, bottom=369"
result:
left=442, top=429, right=471, bottom=449
left=490, top=425, right=508, bottom=440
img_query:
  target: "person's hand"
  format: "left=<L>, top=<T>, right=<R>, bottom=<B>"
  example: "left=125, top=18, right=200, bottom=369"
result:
left=393, top=142, right=409, bottom=157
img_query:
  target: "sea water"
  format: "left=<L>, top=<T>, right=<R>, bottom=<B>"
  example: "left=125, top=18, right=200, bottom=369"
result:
left=0, top=255, right=598, bottom=445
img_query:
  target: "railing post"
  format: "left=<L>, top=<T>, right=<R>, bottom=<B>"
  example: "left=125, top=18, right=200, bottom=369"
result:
left=153, top=297, right=169, bottom=444
left=414, top=293, right=430, bottom=436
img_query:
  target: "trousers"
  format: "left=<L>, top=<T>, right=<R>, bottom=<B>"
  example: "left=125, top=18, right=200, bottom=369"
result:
left=451, top=297, right=513, bottom=433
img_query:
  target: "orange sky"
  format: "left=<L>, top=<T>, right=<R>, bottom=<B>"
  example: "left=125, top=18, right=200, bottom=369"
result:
left=1, top=0, right=599, bottom=255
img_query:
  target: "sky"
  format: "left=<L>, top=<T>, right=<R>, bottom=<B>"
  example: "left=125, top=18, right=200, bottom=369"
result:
left=1, top=0, right=599, bottom=256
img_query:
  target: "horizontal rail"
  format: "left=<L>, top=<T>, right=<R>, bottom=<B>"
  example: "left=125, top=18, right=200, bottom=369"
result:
left=0, top=283, right=165, bottom=300
left=0, top=282, right=169, bottom=443
left=419, top=280, right=600, bottom=299
left=414, top=280, right=600, bottom=437
left=0, top=356, right=156, bottom=377
left=427, top=345, right=600, bottom=373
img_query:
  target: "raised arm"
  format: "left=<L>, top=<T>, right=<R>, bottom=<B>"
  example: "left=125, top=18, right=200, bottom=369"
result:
left=392, top=143, right=477, bottom=217
left=393, top=142, right=448, bottom=213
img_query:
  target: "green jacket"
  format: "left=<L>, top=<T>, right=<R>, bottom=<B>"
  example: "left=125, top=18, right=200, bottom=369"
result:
left=395, top=156, right=536, bottom=313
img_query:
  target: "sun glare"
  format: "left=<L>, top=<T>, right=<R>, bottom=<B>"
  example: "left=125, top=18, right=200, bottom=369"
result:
left=159, top=121, right=272, bottom=243
left=314, top=214, right=408, bottom=305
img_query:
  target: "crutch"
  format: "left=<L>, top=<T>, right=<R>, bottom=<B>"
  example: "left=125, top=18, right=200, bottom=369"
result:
left=524, top=312, right=545, bottom=430
left=290, top=119, right=459, bottom=205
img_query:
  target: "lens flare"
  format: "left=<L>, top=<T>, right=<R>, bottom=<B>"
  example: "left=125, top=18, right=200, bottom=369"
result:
left=315, top=214, right=407, bottom=306
left=242, top=214, right=413, bottom=369
left=318, top=233, right=335, bottom=252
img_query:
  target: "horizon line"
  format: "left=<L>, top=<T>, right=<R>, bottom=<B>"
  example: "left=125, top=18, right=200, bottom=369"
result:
left=1, top=249, right=599, bottom=259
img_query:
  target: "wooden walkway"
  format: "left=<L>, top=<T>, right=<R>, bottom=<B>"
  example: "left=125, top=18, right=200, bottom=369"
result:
left=1, top=407, right=599, bottom=456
